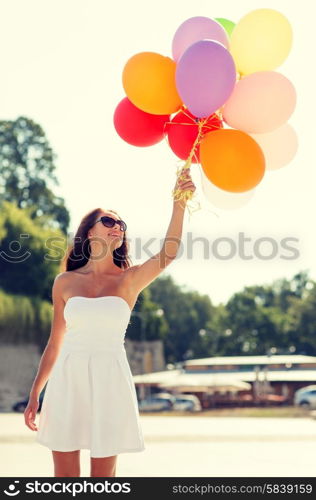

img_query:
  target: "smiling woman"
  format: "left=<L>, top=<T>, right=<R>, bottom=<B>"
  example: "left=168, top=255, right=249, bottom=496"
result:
left=24, top=170, right=196, bottom=477
left=61, top=208, right=132, bottom=273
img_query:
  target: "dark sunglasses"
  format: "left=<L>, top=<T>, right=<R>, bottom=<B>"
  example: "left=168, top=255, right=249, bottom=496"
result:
left=94, top=215, right=127, bottom=232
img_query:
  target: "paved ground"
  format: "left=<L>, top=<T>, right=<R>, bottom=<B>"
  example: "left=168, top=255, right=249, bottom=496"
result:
left=1, top=413, right=316, bottom=477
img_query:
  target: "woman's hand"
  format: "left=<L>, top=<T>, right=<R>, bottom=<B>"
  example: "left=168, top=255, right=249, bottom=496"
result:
left=173, top=168, right=196, bottom=208
left=24, top=396, right=39, bottom=431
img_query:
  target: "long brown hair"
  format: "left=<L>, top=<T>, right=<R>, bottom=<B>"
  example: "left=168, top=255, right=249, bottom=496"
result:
left=60, top=208, right=132, bottom=272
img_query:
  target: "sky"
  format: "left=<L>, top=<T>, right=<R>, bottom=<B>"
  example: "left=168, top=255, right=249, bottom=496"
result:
left=0, top=0, right=315, bottom=305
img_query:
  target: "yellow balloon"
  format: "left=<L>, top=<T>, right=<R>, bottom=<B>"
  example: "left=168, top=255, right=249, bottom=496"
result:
left=122, top=52, right=182, bottom=115
left=230, top=9, right=292, bottom=75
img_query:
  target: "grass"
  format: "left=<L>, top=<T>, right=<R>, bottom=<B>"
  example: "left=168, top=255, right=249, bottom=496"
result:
left=140, top=406, right=316, bottom=418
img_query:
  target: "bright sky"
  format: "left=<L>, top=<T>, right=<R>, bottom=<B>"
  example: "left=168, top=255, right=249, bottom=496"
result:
left=1, top=0, right=315, bottom=305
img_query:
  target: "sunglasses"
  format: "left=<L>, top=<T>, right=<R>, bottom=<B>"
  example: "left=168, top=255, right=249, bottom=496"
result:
left=94, top=215, right=127, bottom=232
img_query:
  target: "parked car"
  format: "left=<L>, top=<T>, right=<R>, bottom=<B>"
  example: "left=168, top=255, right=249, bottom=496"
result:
left=140, top=392, right=202, bottom=412
left=12, top=393, right=45, bottom=413
left=172, top=395, right=202, bottom=412
left=294, top=385, right=316, bottom=409
left=138, top=395, right=174, bottom=412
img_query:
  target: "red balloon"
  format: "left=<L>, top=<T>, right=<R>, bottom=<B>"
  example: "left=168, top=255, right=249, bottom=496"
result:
left=114, top=97, right=170, bottom=147
left=166, top=108, right=222, bottom=162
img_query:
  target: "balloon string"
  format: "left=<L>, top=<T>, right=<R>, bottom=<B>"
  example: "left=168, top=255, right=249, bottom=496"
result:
left=162, top=107, right=224, bottom=221
left=171, top=117, right=210, bottom=219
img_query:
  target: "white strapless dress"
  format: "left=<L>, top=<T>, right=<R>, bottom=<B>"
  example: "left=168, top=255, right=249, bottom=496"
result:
left=35, top=296, right=145, bottom=458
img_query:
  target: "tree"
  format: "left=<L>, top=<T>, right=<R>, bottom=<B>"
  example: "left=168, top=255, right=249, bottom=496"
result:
left=222, top=272, right=315, bottom=357
left=0, top=201, right=65, bottom=300
left=126, top=287, right=169, bottom=342
left=135, top=272, right=316, bottom=362
left=284, top=282, right=316, bottom=355
left=224, top=288, right=280, bottom=356
left=195, top=303, right=229, bottom=358
left=148, top=275, right=215, bottom=362
left=0, top=116, right=70, bottom=233
left=272, top=271, right=312, bottom=312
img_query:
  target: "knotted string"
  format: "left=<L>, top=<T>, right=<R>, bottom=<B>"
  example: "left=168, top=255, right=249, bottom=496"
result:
left=163, top=107, right=223, bottom=221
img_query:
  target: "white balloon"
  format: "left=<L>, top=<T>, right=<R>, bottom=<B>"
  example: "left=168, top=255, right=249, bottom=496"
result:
left=200, top=167, right=255, bottom=210
left=251, top=123, right=298, bottom=170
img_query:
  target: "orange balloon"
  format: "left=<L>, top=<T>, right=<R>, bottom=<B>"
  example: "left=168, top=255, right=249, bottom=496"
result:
left=200, top=129, right=265, bottom=193
left=122, top=52, right=182, bottom=115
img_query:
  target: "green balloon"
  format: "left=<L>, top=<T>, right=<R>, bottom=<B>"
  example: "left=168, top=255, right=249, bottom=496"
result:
left=215, top=17, right=236, bottom=37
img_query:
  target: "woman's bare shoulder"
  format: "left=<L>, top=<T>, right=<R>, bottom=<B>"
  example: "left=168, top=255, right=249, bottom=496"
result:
left=54, top=270, right=75, bottom=282
left=53, top=271, right=78, bottom=293
left=53, top=270, right=86, bottom=304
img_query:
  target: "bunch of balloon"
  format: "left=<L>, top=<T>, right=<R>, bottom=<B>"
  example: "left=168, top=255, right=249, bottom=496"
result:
left=113, top=9, right=296, bottom=213
left=223, top=10, right=297, bottom=167
left=195, top=10, right=296, bottom=211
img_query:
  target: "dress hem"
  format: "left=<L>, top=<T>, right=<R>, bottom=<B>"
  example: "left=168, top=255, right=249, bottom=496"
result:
left=36, top=438, right=145, bottom=458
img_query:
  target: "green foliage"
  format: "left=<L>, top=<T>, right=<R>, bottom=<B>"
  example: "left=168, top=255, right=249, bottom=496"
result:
left=0, top=288, right=52, bottom=348
left=224, top=290, right=280, bottom=355
left=137, top=271, right=316, bottom=363
left=285, top=281, right=316, bottom=354
left=127, top=287, right=169, bottom=342
left=210, top=270, right=315, bottom=358
left=146, top=275, right=215, bottom=363
left=0, top=200, right=66, bottom=300
left=0, top=116, right=70, bottom=233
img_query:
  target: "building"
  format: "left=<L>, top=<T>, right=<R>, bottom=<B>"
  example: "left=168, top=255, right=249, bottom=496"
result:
left=133, top=354, right=316, bottom=408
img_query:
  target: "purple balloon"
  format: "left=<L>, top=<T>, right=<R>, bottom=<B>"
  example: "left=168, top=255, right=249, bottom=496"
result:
left=172, top=16, right=229, bottom=62
left=176, top=39, right=236, bottom=118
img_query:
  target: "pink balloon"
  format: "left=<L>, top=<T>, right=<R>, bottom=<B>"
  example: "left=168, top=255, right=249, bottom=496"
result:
left=251, top=124, right=298, bottom=170
left=176, top=40, right=236, bottom=118
left=172, top=16, right=229, bottom=62
left=223, top=71, right=296, bottom=133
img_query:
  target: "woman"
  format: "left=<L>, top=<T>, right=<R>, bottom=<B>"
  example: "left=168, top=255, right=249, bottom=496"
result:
left=24, top=169, right=196, bottom=477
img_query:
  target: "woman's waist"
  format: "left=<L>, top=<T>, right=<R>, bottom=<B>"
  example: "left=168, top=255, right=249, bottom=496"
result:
left=60, top=338, right=126, bottom=354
